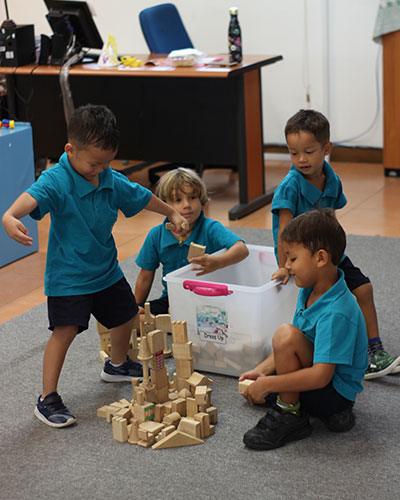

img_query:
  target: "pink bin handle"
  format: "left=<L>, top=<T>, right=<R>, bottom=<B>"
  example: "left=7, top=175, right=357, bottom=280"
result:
left=183, top=280, right=233, bottom=296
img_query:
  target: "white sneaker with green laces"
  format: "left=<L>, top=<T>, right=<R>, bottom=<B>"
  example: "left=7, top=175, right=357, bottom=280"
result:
left=364, top=352, right=400, bottom=380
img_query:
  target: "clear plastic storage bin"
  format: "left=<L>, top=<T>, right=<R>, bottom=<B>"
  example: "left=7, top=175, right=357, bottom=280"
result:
left=165, top=245, right=299, bottom=376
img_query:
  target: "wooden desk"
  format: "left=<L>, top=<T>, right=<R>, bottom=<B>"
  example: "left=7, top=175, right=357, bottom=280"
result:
left=1, top=54, right=282, bottom=219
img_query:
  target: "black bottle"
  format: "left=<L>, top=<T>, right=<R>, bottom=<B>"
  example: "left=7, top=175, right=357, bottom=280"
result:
left=228, top=7, right=242, bottom=63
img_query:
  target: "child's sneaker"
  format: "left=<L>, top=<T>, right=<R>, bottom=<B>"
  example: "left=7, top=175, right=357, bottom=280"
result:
left=320, top=405, right=355, bottom=432
left=34, top=392, right=76, bottom=428
left=364, top=352, right=400, bottom=380
left=101, top=355, right=143, bottom=382
left=243, top=403, right=312, bottom=450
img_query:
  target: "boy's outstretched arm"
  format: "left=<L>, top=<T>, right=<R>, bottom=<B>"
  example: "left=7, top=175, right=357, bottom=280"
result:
left=189, top=241, right=248, bottom=276
left=243, top=362, right=335, bottom=405
left=271, top=208, right=294, bottom=284
left=134, top=268, right=156, bottom=308
left=145, top=194, right=187, bottom=234
left=2, top=192, right=38, bottom=246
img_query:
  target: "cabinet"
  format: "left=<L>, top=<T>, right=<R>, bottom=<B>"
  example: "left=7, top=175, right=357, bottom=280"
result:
left=0, top=122, right=38, bottom=267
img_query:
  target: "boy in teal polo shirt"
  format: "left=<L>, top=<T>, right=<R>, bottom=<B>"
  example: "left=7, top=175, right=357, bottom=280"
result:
left=1, top=104, right=187, bottom=428
left=271, top=109, right=400, bottom=379
left=240, top=209, right=368, bottom=450
left=135, top=167, right=248, bottom=315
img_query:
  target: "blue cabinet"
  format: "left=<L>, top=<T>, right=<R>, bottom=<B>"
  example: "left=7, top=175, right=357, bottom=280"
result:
left=0, top=123, right=39, bottom=267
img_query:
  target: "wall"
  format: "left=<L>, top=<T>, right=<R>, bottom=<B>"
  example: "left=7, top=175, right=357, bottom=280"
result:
left=1, top=0, right=382, bottom=147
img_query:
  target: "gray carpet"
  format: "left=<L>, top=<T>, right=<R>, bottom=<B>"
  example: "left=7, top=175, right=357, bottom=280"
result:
left=1, top=227, right=400, bottom=500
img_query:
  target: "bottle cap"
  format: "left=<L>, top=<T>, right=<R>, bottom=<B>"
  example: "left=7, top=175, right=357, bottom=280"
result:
left=229, top=7, right=238, bottom=15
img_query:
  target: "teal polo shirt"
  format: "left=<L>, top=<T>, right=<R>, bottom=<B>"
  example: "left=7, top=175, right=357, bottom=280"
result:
left=135, top=211, right=243, bottom=297
left=293, top=269, right=368, bottom=402
left=27, top=152, right=152, bottom=296
left=271, top=161, right=347, bottom=261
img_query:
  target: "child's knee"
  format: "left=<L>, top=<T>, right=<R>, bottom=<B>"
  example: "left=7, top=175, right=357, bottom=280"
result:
left=272, top=323, right=302, bottom=350
left=353, top=282, right=374, bottom=304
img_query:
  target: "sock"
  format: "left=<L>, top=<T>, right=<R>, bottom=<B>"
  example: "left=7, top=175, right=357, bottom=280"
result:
left=110, top=361, right=123, bottom=368
left=276, top=395, right=301, bottom=416
left=368, top=337, right=383, bottom=356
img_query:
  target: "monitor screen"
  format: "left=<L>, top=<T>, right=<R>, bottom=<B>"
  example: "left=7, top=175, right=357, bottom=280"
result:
left=44, top=0, right=103, bottom=50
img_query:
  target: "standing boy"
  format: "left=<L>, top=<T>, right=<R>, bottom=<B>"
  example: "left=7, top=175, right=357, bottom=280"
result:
left=271, top=109, right=400, bottom=379
left=1, top=104, right=187, bottom=428
left=240, top=209, right=368, bottom=450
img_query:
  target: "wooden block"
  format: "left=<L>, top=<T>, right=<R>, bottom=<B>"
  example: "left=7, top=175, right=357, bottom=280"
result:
left=155, top=314, right=172, bottom=333
left=194, top=385, right=208, bottom=405
left=215, top=360, right=227, bottom=369
left=99, top=350, right=109, bottom=363
left=133, top=402, right=155, bottom=423
left=238, top=379, right=255, bottom=394
left=176, top=377, right=190, bottom=391
left=178, top=417, right=201, bottom=438
left=172, top=341, right=193, bottom=360
left=97, top=406, right=108, bottom=419
left=191, top=343, right=201, bottom=354
left=206, top=406, right=218, bottom=425
left=171, top=397, right=186, bottom=416
left=105, top=405, right=120, bottom=423
left=187, top=372, right=209, bottom=388
left=194, top=412, right=210, bottom=438
left=158, top=425, right=175, bottom=440
left=154, top=404, right=165, bottom=423
left=120, top=398, right=131, bottom=406
left=147, top=329, right=164, bottom=353
left=139, top=421, right=165, bottom=436
left=162, top=411, right=182, bottom=428
left=187, top=242, right=206, bottom=260
left=128, top=419, right=139, bottom=444
left=152, top=430, right=203, bottom=449
left=163, top=401, right=173, bottom=415
left=96, top=321, right=109, bottom=335
left=223, top=357, right=242, bottom=372
left=178, top=388, right=191, bottom=399
left=144, top=302, right=155, bottom=325
left=209, top=424, right=215, bottom=436
left=186, top=397, right=199, bottom=418
left=204, top=341, right=218, bottom=357
left=151, top=366, right=169, bottom=388
left=112, top=416, right=128, bottom=442
left=156, top=386, right=170, bottom=403
left=171, top=321, right=188, bottom=344
left=138, top=434, right=155, bottom=448
left=175, top=358, right=194, bottom=379
left=116, top=407, right=132, bottom=420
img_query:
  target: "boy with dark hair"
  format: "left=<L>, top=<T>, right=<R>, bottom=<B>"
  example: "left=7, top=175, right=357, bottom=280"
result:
left=271, top=109, right=400, bottom=379
left=2, top=104, right=187, bottom=428
left=240, top=209, right=368, bottom=450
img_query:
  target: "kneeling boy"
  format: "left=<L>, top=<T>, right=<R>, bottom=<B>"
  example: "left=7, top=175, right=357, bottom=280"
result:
left=240, top=208, right=368, bottom=450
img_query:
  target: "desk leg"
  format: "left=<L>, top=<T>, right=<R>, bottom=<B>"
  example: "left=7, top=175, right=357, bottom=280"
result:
left=229, top=68, right=274, bottom=220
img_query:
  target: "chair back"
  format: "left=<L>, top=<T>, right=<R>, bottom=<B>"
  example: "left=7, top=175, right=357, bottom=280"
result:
left=139, top=3, right=193, bottom=54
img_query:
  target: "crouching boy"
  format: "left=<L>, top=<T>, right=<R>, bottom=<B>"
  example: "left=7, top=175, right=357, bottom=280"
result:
left=240, top=208, right=368, bottom=450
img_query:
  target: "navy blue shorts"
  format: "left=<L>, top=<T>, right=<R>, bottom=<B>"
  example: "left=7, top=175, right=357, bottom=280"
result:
left=47, top=277, right=138, bottom=333
left=339, top=256, right=370, bottom=291
left=138, top=295, right=169, bottom=315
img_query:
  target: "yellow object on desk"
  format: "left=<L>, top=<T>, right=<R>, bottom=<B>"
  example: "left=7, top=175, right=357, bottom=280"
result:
left=120, top=56, right=143, bottom=67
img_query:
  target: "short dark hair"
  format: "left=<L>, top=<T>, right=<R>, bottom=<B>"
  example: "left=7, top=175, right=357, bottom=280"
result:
left=281, top=208, right=346, bottom=265
left=67, top=104, right=120, bottom=151
left=285, top=109, right=330, bottom=147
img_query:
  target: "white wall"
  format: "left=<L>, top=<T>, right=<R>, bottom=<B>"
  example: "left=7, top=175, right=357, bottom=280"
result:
left=1, top=0, right=382, bottom=147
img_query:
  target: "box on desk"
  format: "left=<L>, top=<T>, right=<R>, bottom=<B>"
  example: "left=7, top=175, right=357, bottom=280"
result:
left=0, top=123, right=38, bottom=268
left=165, top=245, right=299, bottom=376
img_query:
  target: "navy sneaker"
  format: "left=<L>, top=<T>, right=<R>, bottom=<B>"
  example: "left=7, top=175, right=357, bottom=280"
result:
left=34, top=392, right=76, bottom=428
left=101, top=356, right=143, bottom=382
left=243, top=403, right=312, bottom=450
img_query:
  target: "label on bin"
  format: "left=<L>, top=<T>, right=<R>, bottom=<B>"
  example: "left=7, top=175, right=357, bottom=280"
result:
left=196, top=305, right=228, bottom=344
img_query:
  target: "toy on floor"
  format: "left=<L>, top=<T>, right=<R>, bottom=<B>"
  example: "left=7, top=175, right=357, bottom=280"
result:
left=97, top=320, right=218, bottom=449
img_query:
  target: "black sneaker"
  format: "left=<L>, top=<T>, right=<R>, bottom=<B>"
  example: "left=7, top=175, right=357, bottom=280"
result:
left=243, top=403, right=312, bottom=450
left=101, top=355, right=143, bottom=382
left=321, top=405, right=355, bottom=433
left=34, top=392, right=76, bottom=428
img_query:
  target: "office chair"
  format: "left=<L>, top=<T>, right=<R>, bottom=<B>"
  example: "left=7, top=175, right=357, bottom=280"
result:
left=139, top=3, right=236, bottom=184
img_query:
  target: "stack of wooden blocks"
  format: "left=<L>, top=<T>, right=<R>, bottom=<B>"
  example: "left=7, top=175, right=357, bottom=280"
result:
left=97, top=319, right=218, bottom=449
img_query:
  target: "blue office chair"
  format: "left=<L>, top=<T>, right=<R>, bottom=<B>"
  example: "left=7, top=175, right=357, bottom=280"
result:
left=139, top=3, right=236, bottom=183
left=139, top=3, right=193, bottom=54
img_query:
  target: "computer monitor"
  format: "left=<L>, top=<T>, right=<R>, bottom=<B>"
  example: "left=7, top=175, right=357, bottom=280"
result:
left=44, top=0, right=103, bottom=63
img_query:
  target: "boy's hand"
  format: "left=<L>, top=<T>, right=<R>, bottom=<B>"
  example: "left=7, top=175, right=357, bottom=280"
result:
left=238, top=369, right=263, bottom=382
left=168, top=212, right=189, bottom=235
left=271, top=267, right=290, bottom=284
left=189, top=254, right=219, bottom=276
left=2, top=214, right=33, bottom=246
left=242, top=376, right=269, bottom=406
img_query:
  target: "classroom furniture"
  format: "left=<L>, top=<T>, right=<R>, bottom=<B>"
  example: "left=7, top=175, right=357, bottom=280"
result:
left=0, top=122, right=38, bottom=268
left=139, top=3, right=193, bottom=54
left=382, top=30, right=400, bottom=177
left=1, top=54, right=282, bottom=219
